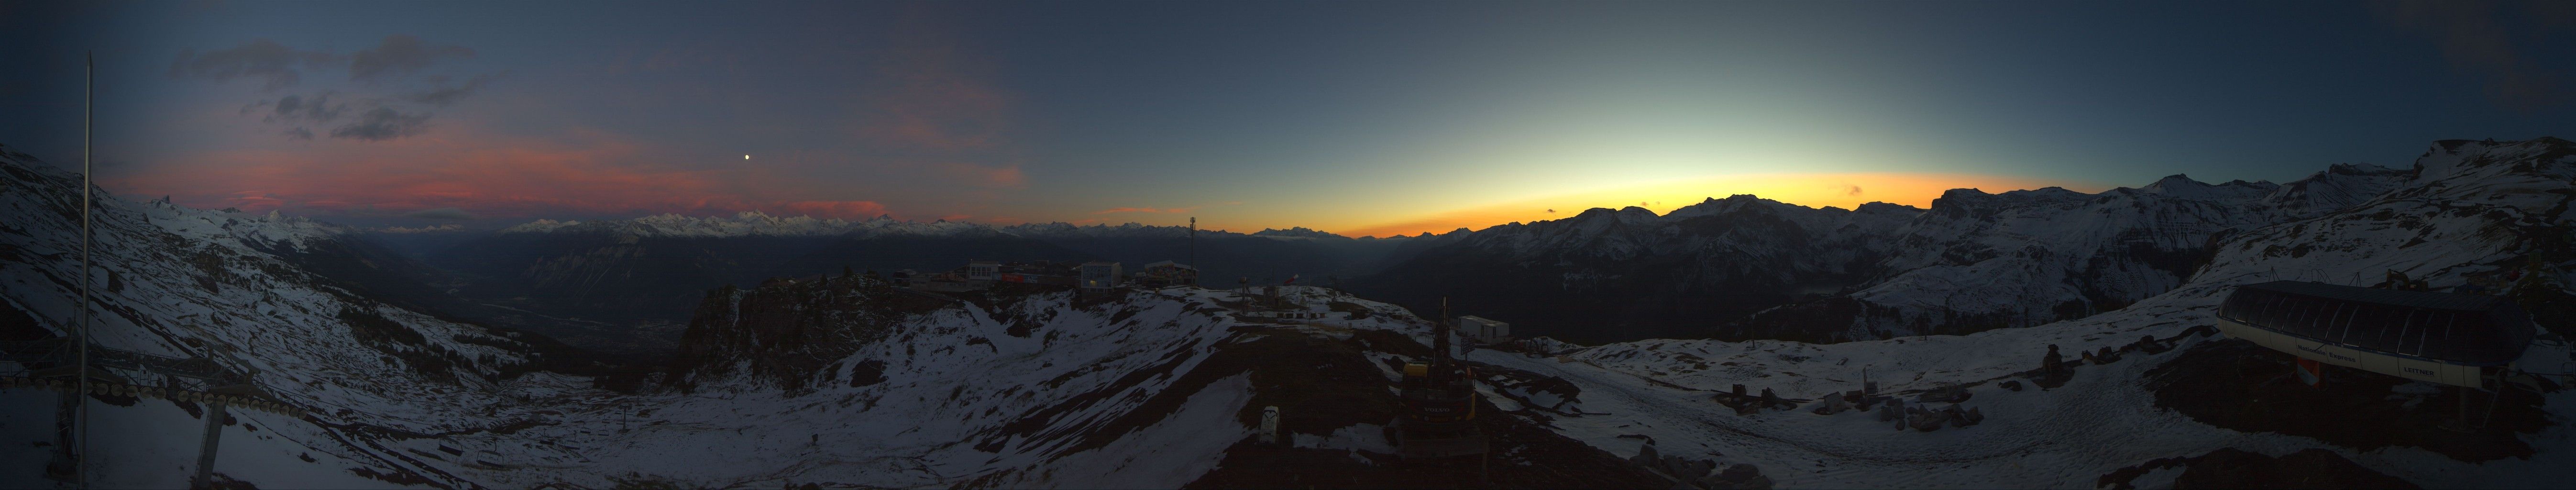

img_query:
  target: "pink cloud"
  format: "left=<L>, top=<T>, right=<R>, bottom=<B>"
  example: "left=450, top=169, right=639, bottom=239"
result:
left=106, top=130, right=896, bottom=220
left=940, top=162, right=1026, bottom=188
left=1092, top=206, right=1197, bottom=215
left=859, top=13, right=1015, bottom=152
left=223, top=191, right=287, bottom=212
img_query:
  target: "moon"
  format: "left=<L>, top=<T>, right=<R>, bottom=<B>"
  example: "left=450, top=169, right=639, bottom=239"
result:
left=744, top=155, right=751, bottom=160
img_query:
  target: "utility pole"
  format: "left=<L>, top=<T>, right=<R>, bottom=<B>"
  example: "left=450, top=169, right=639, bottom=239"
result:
left=76, top=50, right=94, bottom=489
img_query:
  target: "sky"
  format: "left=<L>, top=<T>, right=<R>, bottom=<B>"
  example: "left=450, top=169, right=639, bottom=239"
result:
left=3, top=1, right=2571, bottom=237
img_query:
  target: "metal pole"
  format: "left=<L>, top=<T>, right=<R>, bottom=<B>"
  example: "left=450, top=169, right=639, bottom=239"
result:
left=191, top=401, right=227, bottom=489
left=77, top=50, right=95, bottom=490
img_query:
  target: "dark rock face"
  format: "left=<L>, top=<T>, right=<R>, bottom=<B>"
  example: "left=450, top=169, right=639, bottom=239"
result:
left=1184, top=329, right=1673, bottom=490
left=2171, top=448, right=2417, bottom=490
left=660, top=275, right=947, bottom=394
left=426, top=233, right=859, bottom=328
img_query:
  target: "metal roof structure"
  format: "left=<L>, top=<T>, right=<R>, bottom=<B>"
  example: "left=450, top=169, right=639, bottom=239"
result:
left=2235, top=280, right=2515, bottom=312
left=2218, top=281, right=2535, bottom=366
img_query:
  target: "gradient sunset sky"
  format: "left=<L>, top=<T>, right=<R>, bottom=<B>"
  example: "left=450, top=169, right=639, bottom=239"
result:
left=4, top=1, right=2572, bottom=236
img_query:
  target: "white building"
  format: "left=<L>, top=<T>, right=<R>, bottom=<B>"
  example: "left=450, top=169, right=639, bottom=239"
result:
left=1079, top=261, right=1123, bottom=293
left=966, top=260, right=1001, bottom=286
left=1453, top=315, right=1510, bottom=343
left=1139, top=260, right=1198, bottom=287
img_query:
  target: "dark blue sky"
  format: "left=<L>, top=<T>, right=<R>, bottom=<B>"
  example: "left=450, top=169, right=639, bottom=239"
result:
left=3, top=1, right=2569, bottom=235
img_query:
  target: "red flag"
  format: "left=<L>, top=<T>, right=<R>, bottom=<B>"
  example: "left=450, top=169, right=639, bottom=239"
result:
left=1283, top=274, right=1299, bottom=285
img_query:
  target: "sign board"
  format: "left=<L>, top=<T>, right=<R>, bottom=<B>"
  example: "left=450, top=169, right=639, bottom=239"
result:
left=2295, top=357, right=2324, bottom=387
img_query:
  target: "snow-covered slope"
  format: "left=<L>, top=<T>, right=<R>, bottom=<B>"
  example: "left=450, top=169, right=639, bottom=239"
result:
left=1, top=145, right=545, bottom=488
left=0, top=144, right=1591, bottom=488
left=4, top=135, right=2567, bottom=488
left=1465, top=137, right=2574, bottom=488
left=1794, top=164, right=2411, bottom=341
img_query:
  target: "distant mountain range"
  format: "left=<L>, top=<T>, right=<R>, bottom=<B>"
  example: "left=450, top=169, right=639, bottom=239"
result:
left=28, top=138, right=2564, bottom=352
left=1348, top=139, right=2563, bottom=345
left=4, top=137, right=2567, bottom=488
left=360, top=212, right=1435, bottom=354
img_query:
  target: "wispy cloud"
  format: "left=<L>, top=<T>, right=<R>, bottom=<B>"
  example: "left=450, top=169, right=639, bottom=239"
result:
left=2375, top=0, right=2575, bottom=109
left=849, top=9, right=1040, bottom=194
left=167, top=39, right=338, bottom=91
left=177, top=35, right=495, bottom=142
left=859, top=22, right=1014, bottom=151
left=407, top=73, right=497, bottom=107
left=329, top=107, right=434, bottom=141
left=347, top=34, right=476, bottom=83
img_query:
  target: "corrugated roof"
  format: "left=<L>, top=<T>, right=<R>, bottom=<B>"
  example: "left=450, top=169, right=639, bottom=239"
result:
left=2237, top=280, right=2511, bottom=312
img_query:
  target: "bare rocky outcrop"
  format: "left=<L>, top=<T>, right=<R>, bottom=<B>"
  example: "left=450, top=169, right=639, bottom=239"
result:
left=660, top=274, right=950, bottom=394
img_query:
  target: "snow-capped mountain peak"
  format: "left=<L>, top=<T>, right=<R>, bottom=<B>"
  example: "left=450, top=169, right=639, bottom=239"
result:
left=2136, top=174, right=2277, bottom=202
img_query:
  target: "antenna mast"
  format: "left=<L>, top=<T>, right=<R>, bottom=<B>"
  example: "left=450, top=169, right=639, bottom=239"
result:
left=1188, top=217, right=1196, bottom=286
left=1435, top=297, right=1452, bottom=366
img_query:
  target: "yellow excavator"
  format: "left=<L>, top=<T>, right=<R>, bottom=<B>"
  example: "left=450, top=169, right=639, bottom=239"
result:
left=1395, top=299, right=1489, bottom=459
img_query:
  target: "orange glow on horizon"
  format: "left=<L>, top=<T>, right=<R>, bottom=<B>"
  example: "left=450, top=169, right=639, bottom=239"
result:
left=1328, top=173, right=2103, bottom=238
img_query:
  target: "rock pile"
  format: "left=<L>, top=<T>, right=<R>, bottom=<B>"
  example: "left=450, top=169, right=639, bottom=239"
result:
left=2084, top=345, right=2123, bottom=365
left=1809, top=391, right=1853, bottom=415
left=2133, top=334, right=2171, bottom=355
left=1880, top=398, right=1984, bottom=432
left=1717, top=384, right=1796, bottom=414
left=1916, top=384, right=1971, bottom=404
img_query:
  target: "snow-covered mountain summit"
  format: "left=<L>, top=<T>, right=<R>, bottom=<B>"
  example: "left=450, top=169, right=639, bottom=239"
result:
left=1354, top=138, right=2565, bottom=344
